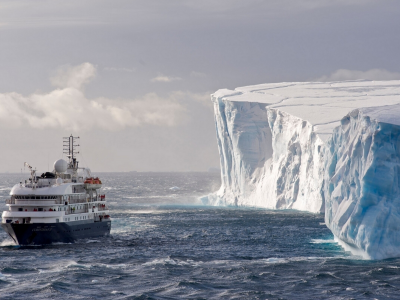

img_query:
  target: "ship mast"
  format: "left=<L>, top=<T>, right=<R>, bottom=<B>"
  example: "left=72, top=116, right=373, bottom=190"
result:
left=63, top=135, right=80, bottom=172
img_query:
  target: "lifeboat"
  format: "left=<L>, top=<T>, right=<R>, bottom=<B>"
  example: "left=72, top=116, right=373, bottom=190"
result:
left=84, top=177, right=93, bottom=184
left=93, top=177, right=102, bottom=184
left=84, top=177, right=102, bottom=189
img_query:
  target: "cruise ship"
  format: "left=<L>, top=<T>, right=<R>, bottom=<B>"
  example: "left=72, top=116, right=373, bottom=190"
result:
left=1, top=135, right=111, bottom=245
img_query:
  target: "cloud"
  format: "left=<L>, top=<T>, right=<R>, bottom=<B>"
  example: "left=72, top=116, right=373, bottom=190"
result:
left=103, top=67, right=135, bottom=73
left=315, top=69, right=400, bottom=82
left=50, top=62, right=97, bottom=89
left=151, top=74, right=182, bottom=83
left=183, top=0, right=373, bottom=13
left=0, top=63, right=188, bottom=131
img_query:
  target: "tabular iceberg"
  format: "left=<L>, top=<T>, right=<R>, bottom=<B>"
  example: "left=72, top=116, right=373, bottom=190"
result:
left=204, top=80, right=400, bottom=259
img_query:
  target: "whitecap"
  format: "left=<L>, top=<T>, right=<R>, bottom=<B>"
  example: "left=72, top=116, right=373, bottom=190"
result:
left=387, top=265, right=400, bottom=269
left=260, top=256, right=339, bottom=265
left=125, top=195, right=176, bottom=199
left=262, top=258, right=288, bottom=264
left=86, top=240, right=100, bottom=243
left=0, top=239, right=16, bottom=247
left=105, top=264, right=128, bottom=269
left=92, top=280, right=99, bottom=283
left=310, top=239, right=336, bottom=244
left=142, top=257, right=192, bottom=267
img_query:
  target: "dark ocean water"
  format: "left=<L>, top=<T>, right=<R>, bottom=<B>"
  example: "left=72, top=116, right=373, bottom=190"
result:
left=1, top=172, right=400, bottom=299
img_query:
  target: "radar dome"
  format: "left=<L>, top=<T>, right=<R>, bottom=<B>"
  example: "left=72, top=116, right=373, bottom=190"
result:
left=54, top=159, right=68, bottom=173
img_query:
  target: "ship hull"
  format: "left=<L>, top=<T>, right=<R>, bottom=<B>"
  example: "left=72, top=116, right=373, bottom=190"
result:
left=1, top=220, right=111, bottom=245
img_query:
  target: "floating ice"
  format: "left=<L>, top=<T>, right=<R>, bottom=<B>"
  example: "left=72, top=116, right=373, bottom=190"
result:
left=324, top=108, right=400, bottom=259
left=205, top=80, right=400, bottom=259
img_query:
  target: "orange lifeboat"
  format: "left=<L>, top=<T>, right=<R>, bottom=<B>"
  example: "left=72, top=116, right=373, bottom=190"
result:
left=84, top=177, right=93, bottom=184
left=84, top=176, right=102, bottom=189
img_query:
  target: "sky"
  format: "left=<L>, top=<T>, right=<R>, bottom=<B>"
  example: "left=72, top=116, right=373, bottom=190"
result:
left=0, top=0, right=400, bottom=172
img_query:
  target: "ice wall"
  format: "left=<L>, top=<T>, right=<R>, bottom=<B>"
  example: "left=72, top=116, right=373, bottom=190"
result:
left=205, top=80, right=400, bottom=259
left=324, top=107, right=400, bottom=259
left=204, top=98, right=325, bottom=212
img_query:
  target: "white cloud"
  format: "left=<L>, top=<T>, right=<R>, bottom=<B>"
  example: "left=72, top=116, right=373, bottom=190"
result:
left=50, top=62, right=97, bottom=89
left=151, top=74, right=182, bottom=83
left=0, top=63, right=188, bottom=131
left=315, top=68, right=400, bottom=82
left=104, top=67, right=135, bottom=73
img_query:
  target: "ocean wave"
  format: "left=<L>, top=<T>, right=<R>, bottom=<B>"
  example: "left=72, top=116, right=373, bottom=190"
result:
left=125, top=195, right=177, bottom=199
left=0, top=239, right=16, bottom=247
left=310, top=239, right=336, bottom=244
left=142, top=257, right=195, bottom=267
left=260, top=256, right=343, bottom=265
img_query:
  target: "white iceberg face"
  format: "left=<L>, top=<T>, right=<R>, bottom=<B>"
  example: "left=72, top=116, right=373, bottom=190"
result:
left=205, top=80, right=400, bottom=259
left=324, top=107, right=400, bottom=259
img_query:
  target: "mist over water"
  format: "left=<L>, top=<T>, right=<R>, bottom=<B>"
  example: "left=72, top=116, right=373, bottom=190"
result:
left=1, top=172, right=400, bottom=299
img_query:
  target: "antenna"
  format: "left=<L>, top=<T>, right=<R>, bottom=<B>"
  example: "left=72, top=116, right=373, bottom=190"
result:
left=24, top=162, right=37, bottom=189
left=63, top=135, right=80, bottom=170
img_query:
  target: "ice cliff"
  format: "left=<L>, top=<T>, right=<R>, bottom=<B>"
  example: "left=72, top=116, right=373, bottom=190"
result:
left=204, top=80, right=400, bottom=259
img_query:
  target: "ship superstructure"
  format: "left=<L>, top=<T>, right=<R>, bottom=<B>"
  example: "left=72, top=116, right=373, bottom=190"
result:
left=1, top=135, right=111, bottom=245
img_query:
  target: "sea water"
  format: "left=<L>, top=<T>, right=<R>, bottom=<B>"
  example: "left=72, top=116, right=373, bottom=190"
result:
left=1, top=172, right=400, bottom=299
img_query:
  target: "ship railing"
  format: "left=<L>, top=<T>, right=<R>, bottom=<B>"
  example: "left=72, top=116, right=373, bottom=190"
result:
left=15, top=199, right=62, bottom=205
left=64, top=208, right=89, bottom=215
left=67, top=197, right=107, bottom=204
left=68, top=198, right=89, bottom=204
left=25, top=183, right=54, bottom=188
left=6, top=199, right=15, bottom=204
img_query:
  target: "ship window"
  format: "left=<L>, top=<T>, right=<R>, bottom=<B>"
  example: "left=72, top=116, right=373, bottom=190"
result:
left=36, top=196, right=39, bottom=200
left=18, top=208, right=23, bottom=211
left=38, top=208, right=43, bottom=211
left=25, top=196, right=29, bottom=199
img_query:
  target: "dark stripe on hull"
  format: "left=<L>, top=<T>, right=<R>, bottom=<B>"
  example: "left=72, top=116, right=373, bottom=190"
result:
left=1, top=220, right=111, bottom=245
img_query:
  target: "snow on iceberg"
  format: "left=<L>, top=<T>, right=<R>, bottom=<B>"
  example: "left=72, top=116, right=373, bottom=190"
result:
left=204, top=80, right=400, bottom=259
